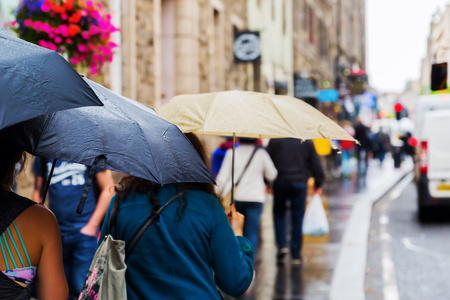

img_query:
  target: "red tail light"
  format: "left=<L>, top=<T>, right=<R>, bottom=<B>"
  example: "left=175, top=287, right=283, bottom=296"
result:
left=419, top=141, right=428, bottom=174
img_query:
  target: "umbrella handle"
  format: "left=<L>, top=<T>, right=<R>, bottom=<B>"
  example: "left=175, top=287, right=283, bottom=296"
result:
left=41, top=159, right=57, bottom=205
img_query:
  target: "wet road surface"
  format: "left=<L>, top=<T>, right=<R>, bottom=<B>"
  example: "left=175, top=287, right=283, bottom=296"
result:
left=224, top=156, right=411, bottom=300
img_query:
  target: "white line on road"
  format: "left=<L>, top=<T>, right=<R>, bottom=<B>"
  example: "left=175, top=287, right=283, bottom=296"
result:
left=402, top=237, right=446, bottom=260
left=389, top=173, right=414, bottom=201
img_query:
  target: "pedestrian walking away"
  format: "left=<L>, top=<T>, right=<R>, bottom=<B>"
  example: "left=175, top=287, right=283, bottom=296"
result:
left=354, top=116, right=371, bottom=174
left=0, top=136, right=68, bottom=299
left=98, top=133, right=254, bottom=300
left=31, top=157, right=114, bottom=299
left=267, top=138, right=325, bottom=265
left=216, top=137, right=277, bottom=251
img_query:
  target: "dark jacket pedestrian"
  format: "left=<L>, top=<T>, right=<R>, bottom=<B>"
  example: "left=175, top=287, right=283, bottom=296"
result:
left=266, top=138, right=325, bottom=265
left=353, top=116, right=371, bottom=173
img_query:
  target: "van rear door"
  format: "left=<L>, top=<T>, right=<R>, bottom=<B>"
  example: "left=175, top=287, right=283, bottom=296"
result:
left=425, top=111, right=450, bottom=198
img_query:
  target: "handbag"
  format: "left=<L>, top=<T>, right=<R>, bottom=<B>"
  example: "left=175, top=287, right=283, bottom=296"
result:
left=302, top=194, right=329, bottom=236
left=78, top=191, right=185, bottom=300
left=223, top=146, right=259, bottom=212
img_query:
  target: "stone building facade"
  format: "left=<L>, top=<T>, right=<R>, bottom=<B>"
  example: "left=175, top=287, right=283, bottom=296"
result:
left=100, top=0, right=248, bottom=110
left=419, top=4, right=450, bottom=94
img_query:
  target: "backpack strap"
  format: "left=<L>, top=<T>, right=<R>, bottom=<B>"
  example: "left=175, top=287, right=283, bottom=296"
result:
left=125, top=190, right=185, bottom=259
left=235, top=145, right=259, bottom=187
left=107, top=190, right=185, bottom=260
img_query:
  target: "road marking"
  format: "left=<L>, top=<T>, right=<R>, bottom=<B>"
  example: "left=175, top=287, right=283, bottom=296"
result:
left=402, top=237, right=446, bottom=260
left=389, top=173, right=414, bottom=201
left=380, top=220, right=400, bottom=300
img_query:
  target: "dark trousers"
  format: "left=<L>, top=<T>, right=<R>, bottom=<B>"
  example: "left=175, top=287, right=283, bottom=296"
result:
left=61, top=231, right=98, bottom=299
left=272, top=180, right=307, bottom=259
left=356, top=146, right=369, bottom=173
left=235, top=201, right=264, bottom=251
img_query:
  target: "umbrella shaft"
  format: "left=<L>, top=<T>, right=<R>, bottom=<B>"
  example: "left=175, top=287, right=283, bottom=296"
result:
left=231, top=134, right=236, bottom=206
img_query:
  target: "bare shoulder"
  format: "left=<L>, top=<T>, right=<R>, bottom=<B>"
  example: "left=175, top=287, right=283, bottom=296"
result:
left=20, top=204, right=59, bottom=233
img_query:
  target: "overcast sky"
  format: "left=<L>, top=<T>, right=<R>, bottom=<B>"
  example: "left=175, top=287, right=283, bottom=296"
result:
left=366, top=0, right=449, bottom=93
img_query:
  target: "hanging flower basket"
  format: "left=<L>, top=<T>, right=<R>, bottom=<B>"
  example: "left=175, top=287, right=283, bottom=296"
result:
left=10, top=0, right=119, bottom=75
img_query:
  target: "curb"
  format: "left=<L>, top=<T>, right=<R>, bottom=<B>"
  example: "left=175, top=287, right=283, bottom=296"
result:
left=329, top=160, right=414, bottom=300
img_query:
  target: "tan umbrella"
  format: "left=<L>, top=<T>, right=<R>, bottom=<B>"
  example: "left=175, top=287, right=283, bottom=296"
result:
left=157, top=90, right=358, bottom=206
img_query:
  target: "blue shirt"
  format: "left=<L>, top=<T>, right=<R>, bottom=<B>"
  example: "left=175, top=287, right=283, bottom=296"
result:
left=99, top=184, right=254, bottom=300
left=32, top=157, right=101, bottom=235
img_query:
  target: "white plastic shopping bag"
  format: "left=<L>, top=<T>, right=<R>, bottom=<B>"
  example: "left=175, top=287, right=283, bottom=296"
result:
left=302, top=194, right=329, bottom=236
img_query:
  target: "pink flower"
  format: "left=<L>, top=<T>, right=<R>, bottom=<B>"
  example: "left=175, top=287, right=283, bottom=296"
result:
left=54, top=36, right=62, bottom=44
left=81, top=31, right=90, bottom=40
left=53, top=27, right=60, bottom=35
left=89, top=25, right=99, bottom=35
left=10, top=21, right=16, bottom=27
left=59, top=25, right=69, bottom=37
left=66, top=38, right=73, bottom=44
left=88, top=43, right=96, bottom=51
left=38, top=40, right=48, bottom=47
left=89, top=64, right=98, bottom=75
left=24, top=19, right=32, bottom=26
left=61, top=13, right=68, bottom=20
left=41, top=3, right=52, bottom=12
left=108, top=41, right=118, bottom=49
left=90, top=11, right=100, bottom=20
left=40, top=23, right=52, bottom=33
left=77, top=44, right=89, bottom=52
left=47, top=43, right=57, bottom=51
left=70, top=56, right=79, bottom=65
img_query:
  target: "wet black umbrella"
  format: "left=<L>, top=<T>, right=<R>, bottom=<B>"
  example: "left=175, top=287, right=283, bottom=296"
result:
left=0, top=29, right=103, bottom=130
left=6, top=78, right=214, bottom=190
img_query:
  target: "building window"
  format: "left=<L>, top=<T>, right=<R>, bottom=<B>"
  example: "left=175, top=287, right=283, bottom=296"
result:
left=307, top=5, right=314, bottom=44
left=318, top=20, right=327, bottom=58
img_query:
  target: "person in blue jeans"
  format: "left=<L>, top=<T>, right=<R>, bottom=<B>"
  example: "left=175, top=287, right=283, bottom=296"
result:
left=32, top=158, right=114, bottom=299
left=216, top=138, right=277, bottom=251
left=267, top=139, right=324, bottom=265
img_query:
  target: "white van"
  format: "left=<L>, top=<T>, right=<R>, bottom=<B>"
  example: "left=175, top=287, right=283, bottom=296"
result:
left=415, top=94, right=450, bottom=140
left=416, top=109, right=450, bottom=220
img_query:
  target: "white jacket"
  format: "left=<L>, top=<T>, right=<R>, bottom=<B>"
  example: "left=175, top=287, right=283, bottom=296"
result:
left=216, top=144, right=278, bottom=203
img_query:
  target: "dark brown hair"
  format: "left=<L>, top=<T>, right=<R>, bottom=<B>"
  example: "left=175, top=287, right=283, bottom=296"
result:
left=115, top=133, right=219, bottom=218
left=0, top=139, right=26, bottom=188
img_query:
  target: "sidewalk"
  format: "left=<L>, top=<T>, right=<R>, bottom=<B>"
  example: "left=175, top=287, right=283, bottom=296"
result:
left=238, top=156, right=414, bottom=300
left=328, top=157, right=413, bottom=300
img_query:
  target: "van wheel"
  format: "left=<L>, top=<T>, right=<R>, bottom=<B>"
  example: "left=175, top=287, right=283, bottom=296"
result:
left=418, top=205, right=431, bottom=222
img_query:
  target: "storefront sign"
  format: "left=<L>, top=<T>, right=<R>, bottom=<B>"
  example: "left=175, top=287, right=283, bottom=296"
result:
left=293, top=77, right=318, bottom=99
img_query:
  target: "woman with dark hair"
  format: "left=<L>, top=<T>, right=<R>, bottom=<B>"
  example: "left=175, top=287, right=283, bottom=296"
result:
left=98, top=133, right=254, bottom=299
left=0, top=140, right=68, bottom=299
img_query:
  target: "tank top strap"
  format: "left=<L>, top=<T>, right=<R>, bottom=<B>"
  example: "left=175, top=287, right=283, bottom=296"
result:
left=0, top=192, right=36, bottom=270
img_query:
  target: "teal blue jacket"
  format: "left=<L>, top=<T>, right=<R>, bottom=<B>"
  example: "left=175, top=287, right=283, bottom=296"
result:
left=99, top=184, right=254, bottom=299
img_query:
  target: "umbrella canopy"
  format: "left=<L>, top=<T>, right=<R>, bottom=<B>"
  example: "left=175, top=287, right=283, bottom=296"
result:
left=157, top=90, right=358, bottom=208
left=4, top=78, right=214, bottom=186
left=157, top=90, right=356, bottom=144
left=0, top=29, right=103, bottom=130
